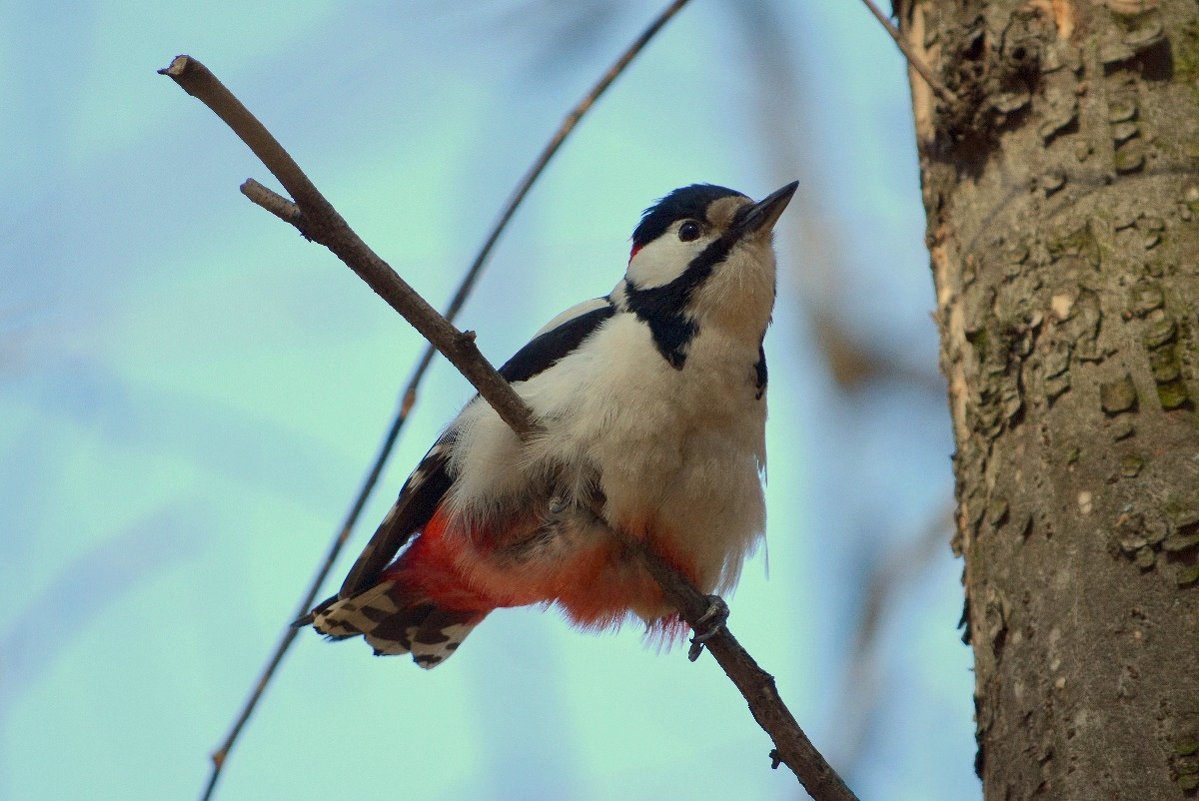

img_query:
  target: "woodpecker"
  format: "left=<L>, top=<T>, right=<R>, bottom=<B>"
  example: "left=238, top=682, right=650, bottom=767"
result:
left=302, top=181, right=798, bottom=668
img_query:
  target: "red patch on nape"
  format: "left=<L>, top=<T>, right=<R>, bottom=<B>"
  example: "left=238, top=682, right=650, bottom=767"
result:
left=629, top=242, right=643, bottom=262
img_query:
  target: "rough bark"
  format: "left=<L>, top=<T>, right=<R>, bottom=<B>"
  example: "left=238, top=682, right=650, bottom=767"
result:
left=896, top=0, right=1199, bottom=797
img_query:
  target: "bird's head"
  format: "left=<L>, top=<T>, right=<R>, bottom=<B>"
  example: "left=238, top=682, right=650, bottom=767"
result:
left=612, top=182, right=797, bottom=357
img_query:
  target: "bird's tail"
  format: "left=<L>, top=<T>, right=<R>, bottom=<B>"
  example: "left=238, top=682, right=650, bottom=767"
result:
left=305, top=574, right=489, bottom=669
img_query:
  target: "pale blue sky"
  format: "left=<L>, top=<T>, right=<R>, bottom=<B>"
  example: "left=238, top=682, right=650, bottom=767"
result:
left=1, top=3, right=977, bottom=800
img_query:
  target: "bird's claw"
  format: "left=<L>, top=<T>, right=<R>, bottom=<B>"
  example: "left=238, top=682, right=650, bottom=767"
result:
left=687, top=594, right=729, bottom=661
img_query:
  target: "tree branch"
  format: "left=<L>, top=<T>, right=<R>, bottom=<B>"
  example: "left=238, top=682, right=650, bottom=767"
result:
left=636, top=546, right=858, bottom=800
left=187, top=5, right=696, bottom=799
left=164, top=47, right=856, bottom=801
left=857, top=0, right=959, bottom=107
left=240, top=179, right=303, bottom=228
left=160, top=55, right=535, bottom=439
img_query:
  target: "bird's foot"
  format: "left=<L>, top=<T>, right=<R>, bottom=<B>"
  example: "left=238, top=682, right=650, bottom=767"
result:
left=687, top=594, right=729, bottom=662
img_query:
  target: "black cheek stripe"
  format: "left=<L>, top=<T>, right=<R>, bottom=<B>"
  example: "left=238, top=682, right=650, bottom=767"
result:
left=625, top=234, right=735, bottom=369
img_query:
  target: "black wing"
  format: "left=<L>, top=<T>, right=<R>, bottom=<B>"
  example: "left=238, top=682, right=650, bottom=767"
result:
left=497, top=300, right=615, bottom=382
left=336, top=298, right=616, bottom=599
left=337, top=438, right=454, bottom=598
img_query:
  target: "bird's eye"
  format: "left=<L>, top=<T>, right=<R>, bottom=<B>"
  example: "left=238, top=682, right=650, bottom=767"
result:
left=678, top=220, right=702, bottom=242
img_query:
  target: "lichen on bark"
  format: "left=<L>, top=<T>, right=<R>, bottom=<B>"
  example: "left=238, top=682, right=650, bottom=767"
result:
left=896, top=0, right=1199, bottom=797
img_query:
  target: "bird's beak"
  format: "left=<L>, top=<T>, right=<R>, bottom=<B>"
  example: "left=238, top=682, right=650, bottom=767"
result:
left=733, top=181, right=799, bottom=238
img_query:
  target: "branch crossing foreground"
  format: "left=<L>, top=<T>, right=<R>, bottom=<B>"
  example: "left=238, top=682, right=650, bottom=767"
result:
left=162, top=46, right=857, bottom=801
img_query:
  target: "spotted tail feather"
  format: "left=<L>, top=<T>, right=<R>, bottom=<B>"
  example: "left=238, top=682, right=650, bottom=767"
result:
left=310, top=582, right=487, bottom=669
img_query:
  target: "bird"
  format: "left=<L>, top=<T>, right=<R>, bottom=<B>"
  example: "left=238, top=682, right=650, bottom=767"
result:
left=300, top=181, right=798, bottom=668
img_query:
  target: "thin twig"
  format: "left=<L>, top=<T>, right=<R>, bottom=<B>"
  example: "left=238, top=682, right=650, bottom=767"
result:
left=383, top=0, right=695, bottom=447
left=240, top=179, right=302, bottom=228
left=858, top=0, right=959, bottom=107
left=453, top=0, right=690, bottom=325
left=192, top=5, right=692, bottom=797
left=161, top=55, right=535, bottom=438
left=329, top=0, right=696, bottom=597
left=635, top=546, right=859, bottom=801
left=165, top=46, right=855, bottom=801
left=193, top=410, right=404, bottom=801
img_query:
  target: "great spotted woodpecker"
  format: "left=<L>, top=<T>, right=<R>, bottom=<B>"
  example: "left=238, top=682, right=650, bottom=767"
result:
left=302, top=181, right=798, bottom=667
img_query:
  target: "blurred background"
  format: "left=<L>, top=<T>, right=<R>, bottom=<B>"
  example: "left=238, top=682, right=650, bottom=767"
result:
left=0, top=2, right=977, bottom=799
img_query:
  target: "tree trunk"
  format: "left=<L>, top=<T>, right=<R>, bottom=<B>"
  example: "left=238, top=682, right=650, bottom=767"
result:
left=895, top=0, right=1199, bottom=797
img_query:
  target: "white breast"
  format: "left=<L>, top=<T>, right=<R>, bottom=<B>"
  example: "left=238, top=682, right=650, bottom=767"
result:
left=445, top=312, right=767, bottom=593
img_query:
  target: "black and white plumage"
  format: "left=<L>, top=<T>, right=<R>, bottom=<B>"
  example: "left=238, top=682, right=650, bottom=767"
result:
left=305, top=181, right=798, bottom=667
